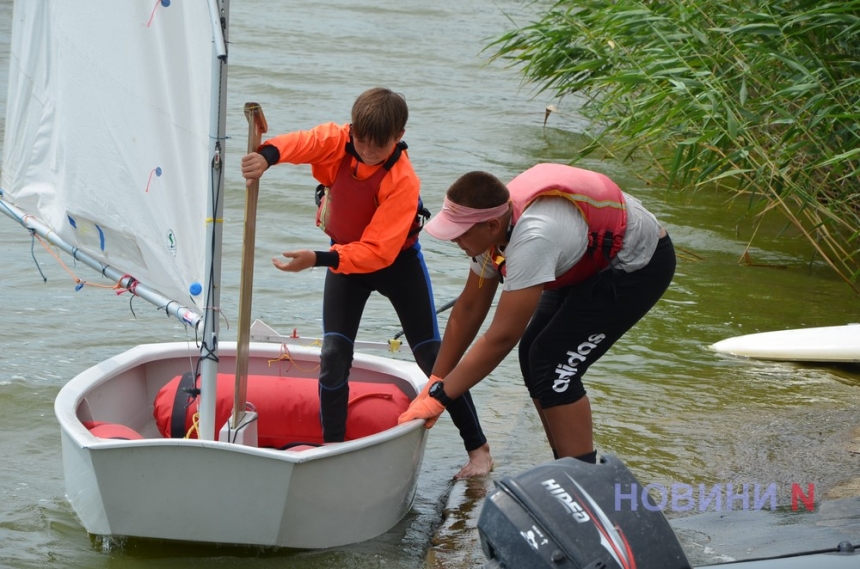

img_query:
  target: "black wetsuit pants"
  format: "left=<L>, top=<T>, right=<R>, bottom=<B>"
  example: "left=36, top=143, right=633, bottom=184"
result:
left=318, top=245, right=487, bottom=451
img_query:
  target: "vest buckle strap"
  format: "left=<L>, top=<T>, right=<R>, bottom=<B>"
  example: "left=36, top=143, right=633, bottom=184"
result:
left=601, top=231, right=615, bottom=259
left=314, top=184, right=327, bottom=207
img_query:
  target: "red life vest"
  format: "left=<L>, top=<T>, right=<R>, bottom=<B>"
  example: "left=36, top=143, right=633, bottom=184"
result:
left=315, top=141, right=423, bottom=250
left=495, top=163, right=628, bottom=289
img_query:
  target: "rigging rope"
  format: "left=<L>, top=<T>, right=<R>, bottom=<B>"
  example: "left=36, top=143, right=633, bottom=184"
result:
left=268, top=342, right=321, bottom=373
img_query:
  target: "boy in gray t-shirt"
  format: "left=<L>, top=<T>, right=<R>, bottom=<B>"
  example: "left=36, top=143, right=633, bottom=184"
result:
left=398, top=164, right=675, bottom=464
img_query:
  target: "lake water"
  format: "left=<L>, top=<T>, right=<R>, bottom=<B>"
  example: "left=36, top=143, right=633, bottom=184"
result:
left=1, top=1, right=859, bottom=568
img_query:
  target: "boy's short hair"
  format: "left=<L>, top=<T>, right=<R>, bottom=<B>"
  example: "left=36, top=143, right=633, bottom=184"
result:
left=351, top=87, right=408, bottom=147
left=447, top=171, right=510, bottom=209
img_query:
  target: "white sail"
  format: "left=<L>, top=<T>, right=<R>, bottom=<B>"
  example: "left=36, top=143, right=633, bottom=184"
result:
left=2, top=0, right=213, bottom=306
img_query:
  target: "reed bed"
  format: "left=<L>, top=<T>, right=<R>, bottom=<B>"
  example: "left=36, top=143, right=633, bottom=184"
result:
left=489, top=0, right=860, bottom=290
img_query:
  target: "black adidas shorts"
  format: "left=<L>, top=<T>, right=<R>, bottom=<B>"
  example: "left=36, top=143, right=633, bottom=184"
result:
left=519, top=234, right=676, bottom=408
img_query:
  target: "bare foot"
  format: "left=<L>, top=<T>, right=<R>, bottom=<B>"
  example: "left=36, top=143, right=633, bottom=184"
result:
left=454, top=443, right=494, bottom=479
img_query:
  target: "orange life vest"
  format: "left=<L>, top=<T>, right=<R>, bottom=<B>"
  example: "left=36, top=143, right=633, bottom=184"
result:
left=495, top=163, right=628, bottom=289
left=315, top=141, right=425, bottom=250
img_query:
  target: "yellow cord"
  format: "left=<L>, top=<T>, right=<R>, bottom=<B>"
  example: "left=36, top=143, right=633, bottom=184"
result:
left=185, top=412, right=200, bottom=439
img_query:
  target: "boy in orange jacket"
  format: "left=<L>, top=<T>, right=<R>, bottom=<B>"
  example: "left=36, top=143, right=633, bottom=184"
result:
left=241, top=88, right=492, bottom=477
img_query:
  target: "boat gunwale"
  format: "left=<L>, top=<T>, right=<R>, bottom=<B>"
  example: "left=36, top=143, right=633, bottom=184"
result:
left=55, top=340, right=428, bottom=463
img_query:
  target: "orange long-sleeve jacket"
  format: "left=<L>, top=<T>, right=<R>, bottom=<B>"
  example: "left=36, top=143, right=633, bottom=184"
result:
left=261, top=122, right=421, bottom=275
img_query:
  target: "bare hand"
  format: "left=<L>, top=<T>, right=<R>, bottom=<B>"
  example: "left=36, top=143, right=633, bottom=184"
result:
left=241, top=153, right=268, bottom=188
left=273, top=250, right=316, bottom=273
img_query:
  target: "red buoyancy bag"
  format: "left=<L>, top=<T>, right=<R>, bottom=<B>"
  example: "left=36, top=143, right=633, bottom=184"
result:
left=84, top=421, right=145, bottom=440
left=153, top=373, right=410, bottom=448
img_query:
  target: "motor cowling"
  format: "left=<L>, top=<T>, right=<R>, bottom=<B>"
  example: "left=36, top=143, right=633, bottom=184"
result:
left=478, top=454, right=691, bottom=568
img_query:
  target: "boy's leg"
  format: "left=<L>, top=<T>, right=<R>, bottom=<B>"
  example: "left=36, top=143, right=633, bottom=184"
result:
left=525, top=236, right=676, bottom=460
left=542, top=397, right=594, bottom=460
left=520, top=290, right=564, bottom=459
left=319, top=271, right=371, bottom=442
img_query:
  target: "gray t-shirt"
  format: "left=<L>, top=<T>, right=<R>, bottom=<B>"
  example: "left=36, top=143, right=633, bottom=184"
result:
left=470, top=193, right=662, bottom=292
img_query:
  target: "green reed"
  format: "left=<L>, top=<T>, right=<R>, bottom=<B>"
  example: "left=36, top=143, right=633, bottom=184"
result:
left=488, top=0, right=860, bottom=290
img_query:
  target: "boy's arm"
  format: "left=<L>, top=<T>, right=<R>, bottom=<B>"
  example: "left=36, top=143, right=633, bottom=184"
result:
left=258, top=122, right=347, bottom=172
left=400, top=280, right=544, bottom=426
left=438, top=283, right=544, bottom=399
left=432, top=270, right=498, bottom=378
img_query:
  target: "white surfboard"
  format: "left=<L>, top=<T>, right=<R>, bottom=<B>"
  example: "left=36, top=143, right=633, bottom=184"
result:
left=709, top=324, right=860, bottom=363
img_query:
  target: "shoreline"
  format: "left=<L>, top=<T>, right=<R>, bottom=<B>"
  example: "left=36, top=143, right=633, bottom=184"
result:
left=426, top=404, right=860, bottom=567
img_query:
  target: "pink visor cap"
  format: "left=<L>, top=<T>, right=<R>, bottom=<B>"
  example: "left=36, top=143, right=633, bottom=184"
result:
left=424, top=197, right=511, bottom=241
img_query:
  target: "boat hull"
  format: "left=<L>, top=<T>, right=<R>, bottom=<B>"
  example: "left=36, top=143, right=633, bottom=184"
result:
left=709, top=324, right=860, bottom=363
left=55, top=342, right=428, bottom=549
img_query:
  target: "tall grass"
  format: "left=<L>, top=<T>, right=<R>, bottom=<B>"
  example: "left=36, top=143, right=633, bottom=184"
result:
left=489, top=0, right=860, bottom=290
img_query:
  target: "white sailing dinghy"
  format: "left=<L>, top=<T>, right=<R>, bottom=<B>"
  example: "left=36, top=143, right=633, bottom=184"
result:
left=1, top=0, right=428, bottom=549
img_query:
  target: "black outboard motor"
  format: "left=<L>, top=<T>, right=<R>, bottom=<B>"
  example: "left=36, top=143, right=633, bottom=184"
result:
left=478, top=454, right=692, bottom=568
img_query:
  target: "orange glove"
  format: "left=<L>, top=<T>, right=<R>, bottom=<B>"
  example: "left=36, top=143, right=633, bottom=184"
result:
left=417, top=374, right=443, bottom=400
left=398, top=396, right=445, bottom=428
